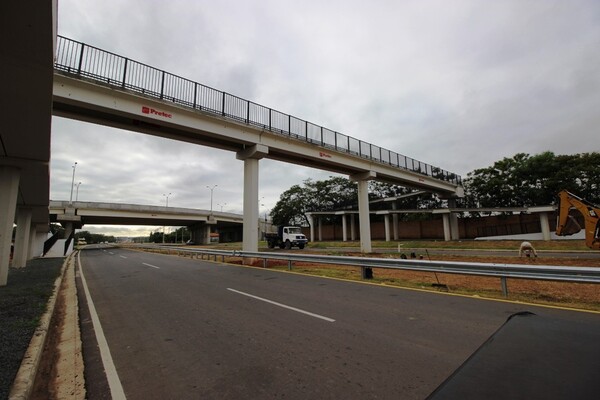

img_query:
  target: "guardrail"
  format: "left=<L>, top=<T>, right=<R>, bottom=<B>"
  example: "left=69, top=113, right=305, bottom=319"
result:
left=54, top=36, right=461, bottom=185
left=133, top=245, right=600, bottom=297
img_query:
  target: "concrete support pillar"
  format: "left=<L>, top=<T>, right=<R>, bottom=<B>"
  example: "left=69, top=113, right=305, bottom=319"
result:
left=63, top=222, right=74, bottom=256
left=63, top=222, right=74, bottom=241
left=384, top=214, right=391, bottom=242
left=242, top=158, right=259, bottom=251
left=237, top=144, right=268, bottom=253
left=358, top=180, right=372, bottom=252
left=0, top=166, right=20, bottom=286
left=539, top=212, right=551, bottom=241
left=392, top=203, right=399, bottom=240
left=350, top=214, right=356, bottom=241
left=13, top=208, right=32, bottom=268
left=447, top=198, right=460, bottom=240
left=29, top=225, right=47, bottom=259
left=450, top=214, right=459, bottom=240
left=342, top=214, right=348, bottom=242
left=204, top=224, right=211, bottom=245
left=351, top=171, right=375, bottom=253
left=442, top=214, right=451, bottom=241
left=307, top=214, right=315, bottom=242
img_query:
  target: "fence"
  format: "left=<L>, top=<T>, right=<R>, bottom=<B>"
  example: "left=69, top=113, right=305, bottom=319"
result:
left=54, top=36, right=461, bottom=186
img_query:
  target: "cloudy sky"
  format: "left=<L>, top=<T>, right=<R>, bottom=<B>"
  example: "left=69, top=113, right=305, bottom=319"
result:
left=51, top=0, right=600, bottom=236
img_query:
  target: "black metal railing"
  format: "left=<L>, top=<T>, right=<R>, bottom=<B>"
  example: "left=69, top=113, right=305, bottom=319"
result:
left=54, top=36, right=462, bottom=185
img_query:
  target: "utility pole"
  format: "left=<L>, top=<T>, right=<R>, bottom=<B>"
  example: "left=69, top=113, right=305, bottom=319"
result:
left=69, top=162, right=78, bottom=204
left=206, top=185, right=217, bottom=214
left=162, top=193, right=171, bottom=243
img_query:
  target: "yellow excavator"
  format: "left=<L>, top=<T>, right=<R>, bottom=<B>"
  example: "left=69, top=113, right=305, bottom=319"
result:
left=555, top=190, right=600, bottom=249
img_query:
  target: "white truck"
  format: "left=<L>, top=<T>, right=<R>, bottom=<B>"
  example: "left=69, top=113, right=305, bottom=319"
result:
left=265, top=226, right=308, bottom=249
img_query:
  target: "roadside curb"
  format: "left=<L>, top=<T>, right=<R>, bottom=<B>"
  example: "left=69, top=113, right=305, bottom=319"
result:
left=8, top=253, right=76, bottom=400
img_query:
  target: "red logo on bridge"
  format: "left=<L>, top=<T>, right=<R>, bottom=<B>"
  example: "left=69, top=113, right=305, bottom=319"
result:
left=319, top=152, right=332, bottom=158
left=142, top=106, right=172, bottom=119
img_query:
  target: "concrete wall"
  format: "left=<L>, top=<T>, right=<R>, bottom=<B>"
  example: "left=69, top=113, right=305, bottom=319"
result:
left=303, top=213, right=558, bottom=241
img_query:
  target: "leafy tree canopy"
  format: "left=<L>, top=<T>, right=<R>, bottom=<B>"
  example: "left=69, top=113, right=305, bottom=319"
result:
left=270, top=177, right=357, bottom=226
left=270, top=176, right=437, bottom=226
left=463, top=152, right=600, bottom=207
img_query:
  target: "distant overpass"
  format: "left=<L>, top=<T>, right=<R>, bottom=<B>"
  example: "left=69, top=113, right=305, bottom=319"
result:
left=49, top=201, right=244, bottom=244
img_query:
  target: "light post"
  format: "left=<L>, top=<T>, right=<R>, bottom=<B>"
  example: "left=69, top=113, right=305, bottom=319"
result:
left=75, top=182, right=82, bottom=202
left=217, top=202, right=227, bottom=212
left=163, top=192, right=172, bottom=207
left=162, top=193, right=171, bottom=243
left=206, top=185, right=217, bottom=214
left=69, top=162, right=78, bottom=204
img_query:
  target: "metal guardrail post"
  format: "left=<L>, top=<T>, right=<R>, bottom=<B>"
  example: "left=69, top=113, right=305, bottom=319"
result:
left=362, top=267, right=373, bottom=279
left=501, top=277, right=509, bottom=297
left=288, top=260, right=292, bottom=271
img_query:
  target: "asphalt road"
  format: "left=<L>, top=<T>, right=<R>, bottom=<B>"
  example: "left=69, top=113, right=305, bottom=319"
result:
left=78, top=247, right=600, bottom=399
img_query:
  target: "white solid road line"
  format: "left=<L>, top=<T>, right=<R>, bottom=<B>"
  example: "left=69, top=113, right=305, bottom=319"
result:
left=227, top=288, right=336, bottom=323
left=78, top=252, right=127, bottom=400
left=142, top=262, right=160, bottom=269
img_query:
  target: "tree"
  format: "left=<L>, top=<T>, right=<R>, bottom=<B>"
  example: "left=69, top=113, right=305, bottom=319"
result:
left=270, top=177, right=359, bottom=226
left=149, top=231, right=163, bottom=243
left=463, top=152, right=600, bottom=208
left=75, top=231, right=93, bottom=243
left=270, top=176, right=439, bottom=226
left=74, top=231, right=116, bottom=244
left=368, top=181, right=442, bottom=211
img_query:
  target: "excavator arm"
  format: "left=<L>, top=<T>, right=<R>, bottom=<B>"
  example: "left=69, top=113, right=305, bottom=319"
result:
left=555, top=190, right=600, bottom=250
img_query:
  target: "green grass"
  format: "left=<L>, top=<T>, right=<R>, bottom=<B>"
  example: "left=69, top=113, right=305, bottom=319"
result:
left=0, top=258, right=64, bottom=399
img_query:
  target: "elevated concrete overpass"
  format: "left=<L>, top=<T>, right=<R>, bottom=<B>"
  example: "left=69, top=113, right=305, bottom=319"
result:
left=51, top=36, right=463, bottom=257
left=49, top=201, right=244, bottom=244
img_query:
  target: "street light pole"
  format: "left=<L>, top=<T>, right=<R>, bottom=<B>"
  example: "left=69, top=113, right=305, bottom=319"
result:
left=75, top=182, right=82, bottom=202
left=69, top=162, right=78, bottom=204
left=163, top=192, right=172, bottom=207
left=162, top=193, right=171, bottom=243
left=206, top=185, right=217, bottom=214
